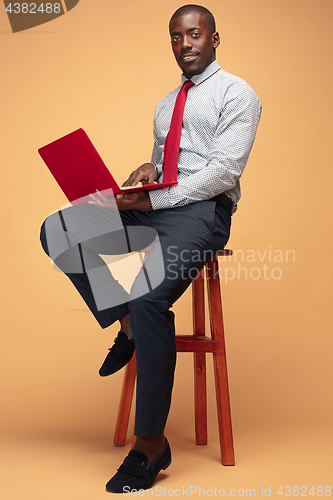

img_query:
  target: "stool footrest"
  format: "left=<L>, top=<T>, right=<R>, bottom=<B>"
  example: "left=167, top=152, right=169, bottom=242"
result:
left=176, top=335, right=215, bottom=352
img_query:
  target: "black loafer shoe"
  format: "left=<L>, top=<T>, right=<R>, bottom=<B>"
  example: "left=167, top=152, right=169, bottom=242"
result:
left=99, top=331, right=135, bottom=377
left=106, top=439, right=171, bottom=494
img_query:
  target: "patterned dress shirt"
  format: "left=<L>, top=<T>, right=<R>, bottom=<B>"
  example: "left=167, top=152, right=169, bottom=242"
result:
left=148, top=60, right=262, bottom=212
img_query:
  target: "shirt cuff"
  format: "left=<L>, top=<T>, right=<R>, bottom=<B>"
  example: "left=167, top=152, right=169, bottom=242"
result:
left=148, top=188, right=172, bottom=210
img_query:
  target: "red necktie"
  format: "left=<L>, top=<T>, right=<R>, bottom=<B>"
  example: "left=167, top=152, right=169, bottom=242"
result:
left=162, top=80, right=194, bottom=183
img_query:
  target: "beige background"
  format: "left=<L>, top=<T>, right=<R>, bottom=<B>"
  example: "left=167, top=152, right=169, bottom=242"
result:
left=1, top=0, right=332, bottom=498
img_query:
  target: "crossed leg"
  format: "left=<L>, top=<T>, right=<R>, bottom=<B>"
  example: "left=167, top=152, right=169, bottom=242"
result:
left=40, top=199, right=231, bottom=465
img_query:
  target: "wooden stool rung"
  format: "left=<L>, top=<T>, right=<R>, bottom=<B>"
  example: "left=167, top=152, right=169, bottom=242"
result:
left=176, top=336, right=215, bottom=352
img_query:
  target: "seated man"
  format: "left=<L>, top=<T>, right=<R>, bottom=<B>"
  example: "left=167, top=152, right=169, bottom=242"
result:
left=40, top=4, right=261, bottom=494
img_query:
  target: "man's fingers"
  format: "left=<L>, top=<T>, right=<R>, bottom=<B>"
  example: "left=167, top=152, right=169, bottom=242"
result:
left=122, top=171, right=151, bottom=187
left=88, top=191, right=118, bottom=208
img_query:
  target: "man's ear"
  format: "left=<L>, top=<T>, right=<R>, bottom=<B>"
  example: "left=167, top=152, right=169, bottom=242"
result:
left=212, top=32, right=220, bottom=49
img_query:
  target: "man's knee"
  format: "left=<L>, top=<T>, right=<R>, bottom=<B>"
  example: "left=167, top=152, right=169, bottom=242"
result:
left=40, top=219, right=49, bottom=256
left=40, top=211, right=62, bottom=257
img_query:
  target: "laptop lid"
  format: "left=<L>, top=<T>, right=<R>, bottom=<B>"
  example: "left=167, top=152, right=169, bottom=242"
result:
left=38, top=128, right=177, bottom=203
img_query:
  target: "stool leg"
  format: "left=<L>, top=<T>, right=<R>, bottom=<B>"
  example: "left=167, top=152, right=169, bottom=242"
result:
left=192, top=271, right=207, bottom=445
left=194, top=351, right=207, bottom=444
left=113, top=354, right=137, bottom=446
left=206, top=258, right=235, bottom=465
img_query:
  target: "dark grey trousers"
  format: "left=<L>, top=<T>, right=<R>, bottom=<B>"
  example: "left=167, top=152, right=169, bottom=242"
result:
left=40, top=196, right=231, bottom=436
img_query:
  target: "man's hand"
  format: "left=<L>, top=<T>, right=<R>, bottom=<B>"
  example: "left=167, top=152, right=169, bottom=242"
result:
left=88, top=163, right=157, bottom=211
left=122, top=163, right=157, bottom=187
left=89, top=189, right=152, bottom=211
left=116, top=191, right=152, bottom=211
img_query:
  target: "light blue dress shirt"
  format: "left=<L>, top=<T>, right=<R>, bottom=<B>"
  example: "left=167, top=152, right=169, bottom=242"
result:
left=149, top=60, right=262, bottom=212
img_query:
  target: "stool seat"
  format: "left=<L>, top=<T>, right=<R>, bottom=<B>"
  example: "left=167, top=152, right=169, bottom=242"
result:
left=113, top=249, right=235, bottom=465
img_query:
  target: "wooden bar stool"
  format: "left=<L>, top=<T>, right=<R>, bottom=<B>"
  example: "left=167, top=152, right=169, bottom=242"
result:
left=113, top=250, right=235, bottom=466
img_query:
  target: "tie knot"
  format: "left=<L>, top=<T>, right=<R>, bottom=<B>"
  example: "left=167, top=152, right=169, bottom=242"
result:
left=183, top=80, right=194, bottom=91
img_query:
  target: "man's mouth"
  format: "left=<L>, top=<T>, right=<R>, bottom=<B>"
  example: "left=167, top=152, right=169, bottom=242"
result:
left=181, top=53, right=198, bottom=62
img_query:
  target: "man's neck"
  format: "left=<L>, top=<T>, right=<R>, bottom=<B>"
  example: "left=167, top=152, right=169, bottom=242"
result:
left=181, top=60, right=220, bottom=86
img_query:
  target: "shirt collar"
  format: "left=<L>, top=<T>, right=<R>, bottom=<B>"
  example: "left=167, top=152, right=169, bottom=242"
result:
left=181, top=60, right=221, bottom=86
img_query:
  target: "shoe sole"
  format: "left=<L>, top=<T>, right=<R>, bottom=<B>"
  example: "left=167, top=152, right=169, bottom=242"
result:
left=162, top=458, right=172, bottom=470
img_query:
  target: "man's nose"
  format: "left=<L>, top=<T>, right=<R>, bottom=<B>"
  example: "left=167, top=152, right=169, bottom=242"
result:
left=181, top=35, right=192, bottom=50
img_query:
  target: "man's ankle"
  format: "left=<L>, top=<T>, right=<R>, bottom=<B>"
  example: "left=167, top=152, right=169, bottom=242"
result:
left=119, top=313, right=133, bottom=339
left=133, top=435, right=166, bottom=463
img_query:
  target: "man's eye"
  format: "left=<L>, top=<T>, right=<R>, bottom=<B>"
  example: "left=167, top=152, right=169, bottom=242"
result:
left=192, top=32, right=200, bottom=37
left=172, top=36, right=180, bottom=42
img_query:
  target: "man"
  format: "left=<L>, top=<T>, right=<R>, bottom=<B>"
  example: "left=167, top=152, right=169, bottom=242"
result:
left=40, top=4, right=261, bottom=493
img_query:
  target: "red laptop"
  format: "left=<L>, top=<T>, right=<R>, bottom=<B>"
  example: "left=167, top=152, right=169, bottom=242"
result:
left=38, top=128, right=177, bottom=204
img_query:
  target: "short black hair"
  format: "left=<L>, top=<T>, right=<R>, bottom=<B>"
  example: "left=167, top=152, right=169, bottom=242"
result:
left=169, top=4, right=216, bottom=34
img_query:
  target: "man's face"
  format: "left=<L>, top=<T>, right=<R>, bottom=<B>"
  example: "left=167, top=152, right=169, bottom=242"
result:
left=169, top=12, right=220, bottom=79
